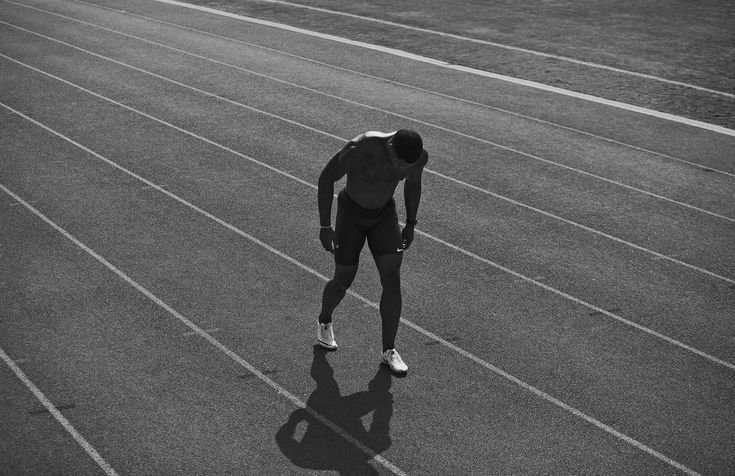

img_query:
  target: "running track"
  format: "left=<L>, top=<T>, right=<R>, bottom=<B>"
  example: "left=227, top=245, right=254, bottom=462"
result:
left=1, top=0, right=734, bottom=474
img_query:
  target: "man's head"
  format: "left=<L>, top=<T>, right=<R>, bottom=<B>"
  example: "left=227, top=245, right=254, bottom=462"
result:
left=391, top=129, right=423, bottom=163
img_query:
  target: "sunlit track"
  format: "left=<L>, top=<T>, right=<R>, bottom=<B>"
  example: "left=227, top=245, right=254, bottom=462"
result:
left=1, top=23, right=734, bottom=288
left=0, top=153, right=706, bottom=476
left=2, top=95, right=733, bottom=376
left=3, top=1, right=733, bottom=473
left=9, top=0, right=735, bottom=196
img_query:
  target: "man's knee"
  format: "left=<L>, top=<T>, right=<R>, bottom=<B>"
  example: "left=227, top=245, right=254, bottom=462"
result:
left=375, top=254, right=402, bottom=291
left=381, top=275, right=401, bottom=295
left=332, top=264, right=358, bottom=290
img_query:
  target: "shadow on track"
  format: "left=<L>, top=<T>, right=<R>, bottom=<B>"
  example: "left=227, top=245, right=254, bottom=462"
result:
left=276, top=345, right=395, bottom=475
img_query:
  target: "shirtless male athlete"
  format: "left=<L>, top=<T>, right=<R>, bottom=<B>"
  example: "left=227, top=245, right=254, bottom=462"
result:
left=317, top=129, right=428, bottom=374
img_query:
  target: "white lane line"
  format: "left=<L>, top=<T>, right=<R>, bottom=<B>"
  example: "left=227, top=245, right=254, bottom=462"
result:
left=2, top=74, right=734, bottom=372
left=147, top=0, right=735, bottom=137
left=65, top=0, right=735, bottom=178
left=7, top=8, right=735, bottom=212
left=428, top=168, right=735, bottom=286
left=256, top=0, right=735, bottom=101
left=0, top=346, right=120, bottom=476
left=1, top=179, right=703, bottom=476
left=2, top=40, right=733, bottom=286
left=0, top=184, right=407, bottom=476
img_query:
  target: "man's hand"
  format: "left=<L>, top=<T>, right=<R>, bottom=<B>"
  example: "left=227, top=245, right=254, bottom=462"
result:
left=401, top=223, right=415, bottom=250
left=320, top=227, right=336, bottom=253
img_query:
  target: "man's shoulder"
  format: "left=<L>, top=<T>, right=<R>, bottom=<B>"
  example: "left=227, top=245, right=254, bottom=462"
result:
left=350, top=130, right=393, bottom=143
left=341, top=132, right=389, bottom=164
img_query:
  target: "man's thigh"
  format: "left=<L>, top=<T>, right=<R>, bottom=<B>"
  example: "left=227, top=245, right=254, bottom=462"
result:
left=335, top=207, right=367, bottom=266
left=367, top=208, right=403, bottom=260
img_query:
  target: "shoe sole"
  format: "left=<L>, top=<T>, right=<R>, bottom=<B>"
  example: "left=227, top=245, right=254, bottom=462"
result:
left=381, top=360, right=408, bottom=374
left=317, top=339, right=337, bottom=350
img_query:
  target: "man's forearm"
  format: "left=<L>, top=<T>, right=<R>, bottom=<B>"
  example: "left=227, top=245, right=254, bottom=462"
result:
left=318, top=174, right=335, bottom=226
left=404, top=180, right=421, bottom=222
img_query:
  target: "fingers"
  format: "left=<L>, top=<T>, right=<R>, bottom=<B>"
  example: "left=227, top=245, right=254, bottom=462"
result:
left=401, top=226, right=414, bottom=250
left=320, top=227, right=336, bottom=253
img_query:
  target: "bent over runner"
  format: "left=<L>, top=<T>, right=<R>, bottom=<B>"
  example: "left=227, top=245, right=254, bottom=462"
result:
left=316, top=129, right=428, bottom=374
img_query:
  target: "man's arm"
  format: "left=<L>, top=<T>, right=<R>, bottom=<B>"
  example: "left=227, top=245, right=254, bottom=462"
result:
left=402, top=150, right=428, bottom=249
left=318, top=147, right=350, bottom=226
left=317, top=145, right=351, bottom=252
left=404, top=150, right=427, bottom=222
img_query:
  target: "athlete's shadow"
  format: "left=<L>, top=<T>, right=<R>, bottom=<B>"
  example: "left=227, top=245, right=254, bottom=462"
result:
left=276, top=345, right=394, bottom=475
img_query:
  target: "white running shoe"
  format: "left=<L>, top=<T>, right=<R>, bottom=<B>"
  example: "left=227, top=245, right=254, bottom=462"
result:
left=381, top=349, right=408, bottom=374
left=317, top=321, right=337, bottom=350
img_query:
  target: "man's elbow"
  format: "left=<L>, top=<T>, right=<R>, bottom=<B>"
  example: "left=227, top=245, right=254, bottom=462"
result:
left=319, top=170, right=336, bottom=191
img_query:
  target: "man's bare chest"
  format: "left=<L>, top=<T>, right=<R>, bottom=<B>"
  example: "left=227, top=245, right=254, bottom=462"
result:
left=349, top=154, right=407, bottom=184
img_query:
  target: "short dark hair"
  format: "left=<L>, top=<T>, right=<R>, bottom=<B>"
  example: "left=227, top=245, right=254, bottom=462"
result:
left=392, top=129, right=423, bottom=163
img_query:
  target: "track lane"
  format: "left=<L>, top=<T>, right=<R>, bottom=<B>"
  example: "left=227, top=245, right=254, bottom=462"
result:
left=1, top=19, right=729, bottom=360
left=1, top=57, right=733, bottom=472
left=2, top=10, right=732, bottom=356
left=66, top=0, right=735, bottom=170
left=7, top=0, right=735, bottom=217
left=0, top=152, right=401, bottom=474
left=0, top=115, right=696, bottom=474
left=2, top=1, right=732, bottom=474
left=2, top=3, right=734, bottom=283
left=48, top=0, right=735, bottom=178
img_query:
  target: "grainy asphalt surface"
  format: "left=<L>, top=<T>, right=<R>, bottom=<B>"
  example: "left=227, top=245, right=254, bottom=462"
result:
left=1, top=0, right=734, bottom=474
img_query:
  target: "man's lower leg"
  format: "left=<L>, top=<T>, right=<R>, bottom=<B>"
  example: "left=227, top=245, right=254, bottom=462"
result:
left=318, top=264, right=358, bottom=323
left=380, top=287, right=402, bottom=351
left=318, top=279, right=346, bottom=324
left=374, top=254, right=403, bottom=351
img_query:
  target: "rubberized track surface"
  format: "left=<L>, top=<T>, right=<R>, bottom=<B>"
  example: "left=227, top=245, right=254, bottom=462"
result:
left=1, top=0, right=734, bottom=474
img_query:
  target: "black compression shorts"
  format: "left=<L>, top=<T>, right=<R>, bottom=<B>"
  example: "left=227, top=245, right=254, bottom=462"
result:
left=334, top=189, right=403, bottom=266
